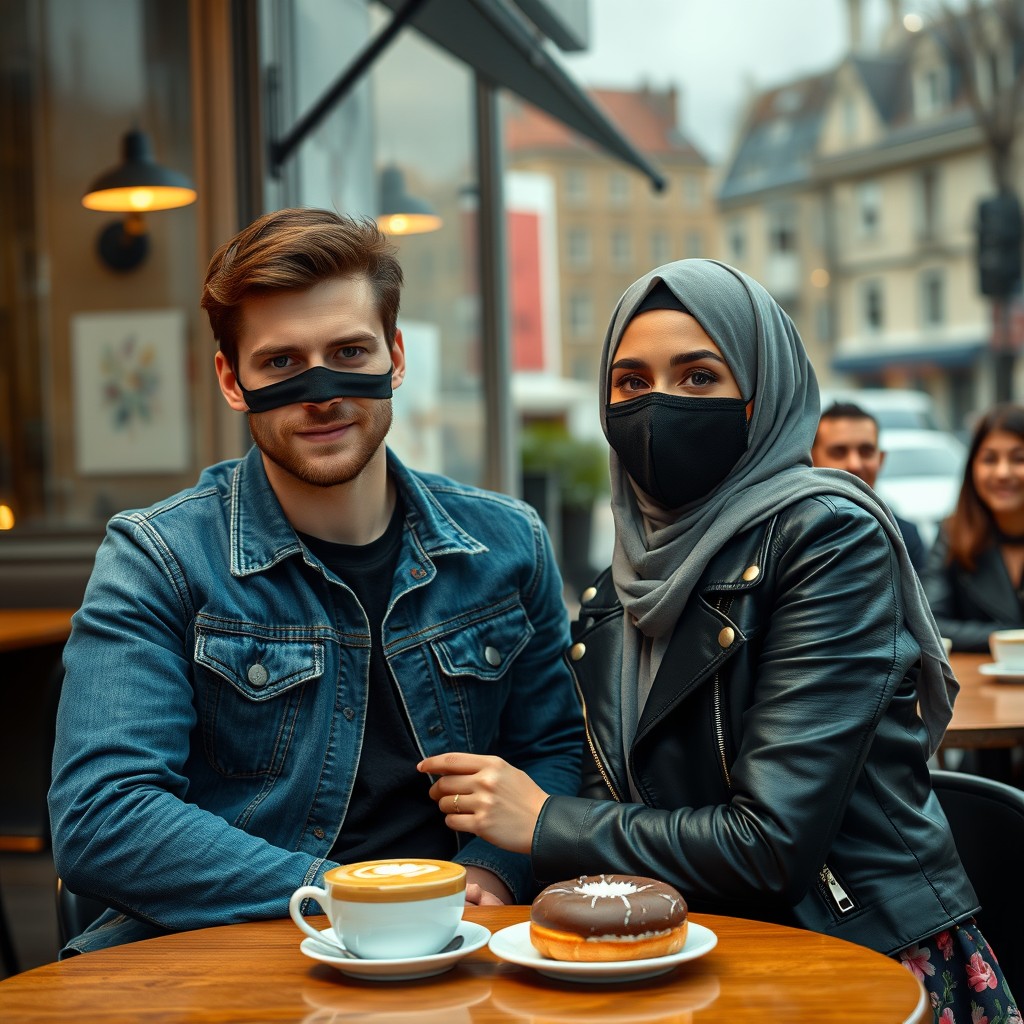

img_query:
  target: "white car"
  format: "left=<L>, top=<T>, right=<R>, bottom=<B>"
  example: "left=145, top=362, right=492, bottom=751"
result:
left=819, top=388, right=942, bottom=431
left=874, top=429, right=967, bottom=548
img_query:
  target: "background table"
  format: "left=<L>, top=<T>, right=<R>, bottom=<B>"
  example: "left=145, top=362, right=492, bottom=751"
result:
left=945, top=652, right=1024, bottom=750
left=0, top=905, right=928, bottom=1023
left=0, top=609, right=75, bottom=654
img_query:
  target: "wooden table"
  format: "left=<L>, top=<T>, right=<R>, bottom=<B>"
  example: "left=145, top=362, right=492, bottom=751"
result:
left=0, top=906, right=928, bottom=1023
left=944, top=652, right=1024, bottom=749
left=0, top=609, right=75, bottom=653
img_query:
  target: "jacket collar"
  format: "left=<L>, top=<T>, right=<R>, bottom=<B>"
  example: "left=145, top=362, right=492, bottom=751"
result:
left=959, top=543, right=1021, bottom=621
left=228, top=446, right=485, bottom=577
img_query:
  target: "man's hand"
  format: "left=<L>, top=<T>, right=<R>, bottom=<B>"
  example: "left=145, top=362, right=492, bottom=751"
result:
left=463, top=866, right=512, bottom=905
left=417, top=752, right=549, bottom=855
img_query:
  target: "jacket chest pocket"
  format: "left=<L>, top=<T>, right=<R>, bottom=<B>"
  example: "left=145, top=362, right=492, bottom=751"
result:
left=194, top=622, right=325, bottom=777
left=428, top=601, right=533, bottom=743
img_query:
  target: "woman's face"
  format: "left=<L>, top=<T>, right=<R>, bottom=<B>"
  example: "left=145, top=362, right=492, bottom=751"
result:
left=972, top=427, right=1024, bottom=517
left=609, top=309, right=742, bottom=405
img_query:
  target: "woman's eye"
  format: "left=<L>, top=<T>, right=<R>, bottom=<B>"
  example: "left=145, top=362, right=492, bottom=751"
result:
left=687, top=368, right=718, bottom=387
left=618, top=374, right=648, bottom=393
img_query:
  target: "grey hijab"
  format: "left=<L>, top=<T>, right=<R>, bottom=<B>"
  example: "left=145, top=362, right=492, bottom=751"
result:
left=600, top=259, right=957, bottom=756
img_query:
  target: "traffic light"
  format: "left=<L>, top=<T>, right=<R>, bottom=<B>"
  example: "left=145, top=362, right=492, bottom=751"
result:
left=977, top=193, right=1023, bottom=298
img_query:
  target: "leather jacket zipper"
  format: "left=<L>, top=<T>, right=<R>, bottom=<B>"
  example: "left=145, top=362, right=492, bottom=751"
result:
left=570, top=669, right=624, bottom=802
left=712, top=597, right=732, bottom=791
left=818, top=864, right=855, bottom=915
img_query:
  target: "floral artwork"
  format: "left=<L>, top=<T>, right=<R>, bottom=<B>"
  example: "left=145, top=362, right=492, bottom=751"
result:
left=72, top=310, right=190, bottom=474
left=100, top=334, right=161, bottom=431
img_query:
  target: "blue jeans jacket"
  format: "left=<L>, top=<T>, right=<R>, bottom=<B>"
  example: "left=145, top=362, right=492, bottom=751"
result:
left=49, top=447, right=583, bottom=954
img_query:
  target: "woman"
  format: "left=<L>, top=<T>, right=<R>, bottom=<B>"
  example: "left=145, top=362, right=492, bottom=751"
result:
left=923, top=403, right=1024, bottom=652
left=419, top=260, right=1017, bottom=1020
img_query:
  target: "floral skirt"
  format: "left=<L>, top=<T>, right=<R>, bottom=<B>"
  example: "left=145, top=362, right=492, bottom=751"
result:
left=894, top=920, right=1020, bottom=1024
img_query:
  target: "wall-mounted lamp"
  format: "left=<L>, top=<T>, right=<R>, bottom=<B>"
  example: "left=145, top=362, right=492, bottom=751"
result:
left=376, top=165, right=442, bottom=236
left=81, top=129, right=197, bottom=272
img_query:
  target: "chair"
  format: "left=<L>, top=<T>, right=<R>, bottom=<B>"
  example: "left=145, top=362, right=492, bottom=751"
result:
left=931, top=768, right=1024, bottom=998
left=55, top=877, right=108, bottom=948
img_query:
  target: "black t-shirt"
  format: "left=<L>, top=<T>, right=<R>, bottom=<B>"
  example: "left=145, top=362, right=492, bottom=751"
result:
left=299, top=500, right=456, bottom=864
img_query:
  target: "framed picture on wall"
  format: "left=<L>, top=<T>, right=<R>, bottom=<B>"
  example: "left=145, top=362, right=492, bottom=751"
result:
left=71, top=309, right=191, bottom=474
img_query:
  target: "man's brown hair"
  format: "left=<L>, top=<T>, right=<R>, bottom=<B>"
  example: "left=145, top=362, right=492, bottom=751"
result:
left=201, top=208, right=404, bottom=370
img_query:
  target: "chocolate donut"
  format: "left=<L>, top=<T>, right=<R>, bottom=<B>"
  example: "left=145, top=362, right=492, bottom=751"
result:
left=530, top=874, right=688, bottom=962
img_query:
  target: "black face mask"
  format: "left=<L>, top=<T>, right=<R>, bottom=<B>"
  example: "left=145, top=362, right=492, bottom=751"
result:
left=605, top=393, right=749, bottom=508
left=238, top=366, right=393, bottom=413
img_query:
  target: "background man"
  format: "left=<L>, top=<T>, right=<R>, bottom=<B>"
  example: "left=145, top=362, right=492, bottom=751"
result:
left=49, top=208, right=583, bottom=955
left=812, top=401, right=926, bottom=571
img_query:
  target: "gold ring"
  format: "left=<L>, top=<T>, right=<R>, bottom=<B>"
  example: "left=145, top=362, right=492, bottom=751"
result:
left=453, top=793, right=461, bottom=814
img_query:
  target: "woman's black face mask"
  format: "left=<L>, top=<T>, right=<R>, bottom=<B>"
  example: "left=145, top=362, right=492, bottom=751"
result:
left=605, top=393, right=749, bottom=508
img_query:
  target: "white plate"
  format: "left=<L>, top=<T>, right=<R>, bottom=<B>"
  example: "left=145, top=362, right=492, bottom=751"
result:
left=487, top=920, right=718, bottom=983
left=979, top=662, right=1024, bottom=681
left=299, top=920, right=490, bottom=980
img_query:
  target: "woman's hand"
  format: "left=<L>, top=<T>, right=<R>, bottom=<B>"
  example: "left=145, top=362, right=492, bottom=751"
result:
left=417, top=752, right=549, bottom=854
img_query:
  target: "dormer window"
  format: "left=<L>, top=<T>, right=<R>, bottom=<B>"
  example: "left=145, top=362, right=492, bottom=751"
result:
left=914, top=66, right=949, bottom=118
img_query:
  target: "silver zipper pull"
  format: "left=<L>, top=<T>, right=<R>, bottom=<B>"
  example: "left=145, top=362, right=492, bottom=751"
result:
left=820, top=865, right=854, bottom=914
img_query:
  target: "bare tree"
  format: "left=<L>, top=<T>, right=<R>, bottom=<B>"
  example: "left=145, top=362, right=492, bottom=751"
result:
left=936, top=0, right=1024, bottom=193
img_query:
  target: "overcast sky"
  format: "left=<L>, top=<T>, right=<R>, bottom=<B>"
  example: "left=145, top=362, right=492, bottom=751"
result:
left=559, top=0, right=892, bottom=161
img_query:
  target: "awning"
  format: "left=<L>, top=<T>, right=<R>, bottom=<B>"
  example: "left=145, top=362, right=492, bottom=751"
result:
left=831, top=341, right=986, bottom=374
left=378, top=0, right=666, bottom=191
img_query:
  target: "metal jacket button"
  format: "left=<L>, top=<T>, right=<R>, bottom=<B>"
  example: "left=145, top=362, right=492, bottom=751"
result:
left=718, top=627, right=735, bottom=648
left=742, top=564, right=760, bottom=582
left=484, top=646, right=501, bottom=666
left=247, top=664, right=269, bottom=688
left=570, top=642, right=586, bottom=661
left=581, top=586, right=597, bottom=602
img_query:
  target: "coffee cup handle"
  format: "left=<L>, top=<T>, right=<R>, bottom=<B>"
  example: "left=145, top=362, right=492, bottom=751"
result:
left=289, top=884, right=333, bottom=944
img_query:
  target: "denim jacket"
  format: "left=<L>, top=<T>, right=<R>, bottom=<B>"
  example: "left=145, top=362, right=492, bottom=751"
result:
left=49, top=446, right=583, bottom=955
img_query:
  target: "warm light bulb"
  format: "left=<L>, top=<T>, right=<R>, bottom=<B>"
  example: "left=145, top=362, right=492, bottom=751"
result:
left=129, top=188, right=155, bottom=210
left=810, top=268, right=831, bottom=288
left=0, top=504, right=14, bottom=530
left=903, top=13, right=923, bottom=32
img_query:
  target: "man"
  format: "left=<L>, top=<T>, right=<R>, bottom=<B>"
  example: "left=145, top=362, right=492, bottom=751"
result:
left=49, top=208, right=583, bottom=955
left=812, top=401, right=926, bottom=571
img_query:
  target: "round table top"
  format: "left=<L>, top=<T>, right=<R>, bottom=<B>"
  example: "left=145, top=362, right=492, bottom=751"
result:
left=0, top=905, right=928, bottom=1023
left=945, top=652, right=1024, bottom=747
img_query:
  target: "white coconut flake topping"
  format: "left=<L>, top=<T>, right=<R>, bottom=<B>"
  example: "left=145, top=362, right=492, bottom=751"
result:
left=573, top=879, right=640, bottom=898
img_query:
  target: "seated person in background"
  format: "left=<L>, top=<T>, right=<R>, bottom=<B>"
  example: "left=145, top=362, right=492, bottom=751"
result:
left=922, top=402, right=1024, bottom=652
left=48, top=208, right=583, bottom=956
left=811, top=401, right=926, bottom=571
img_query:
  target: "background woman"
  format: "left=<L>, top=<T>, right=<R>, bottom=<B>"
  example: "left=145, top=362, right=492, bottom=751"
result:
left=420, top=260, right=1017, bottom=1022
left=923, top=403, right=1024, bottom=653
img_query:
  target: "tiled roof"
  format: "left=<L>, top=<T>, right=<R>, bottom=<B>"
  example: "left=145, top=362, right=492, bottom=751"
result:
left=505, top=86, right=708, bottom=164
left=718, top=71, right=834, bottom=201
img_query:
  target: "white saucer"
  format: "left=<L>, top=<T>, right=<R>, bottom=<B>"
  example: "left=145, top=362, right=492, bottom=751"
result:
left=487, top=920, right=717, bottom=983
left=299, top=920, right=490, bottom=980
left=979, top=662, right=1024, bottom=681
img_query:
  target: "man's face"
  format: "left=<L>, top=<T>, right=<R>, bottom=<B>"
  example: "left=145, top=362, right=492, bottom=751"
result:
left=812, top=416, right=885, bottom=488
left=215, top=275, right=404, bottom=488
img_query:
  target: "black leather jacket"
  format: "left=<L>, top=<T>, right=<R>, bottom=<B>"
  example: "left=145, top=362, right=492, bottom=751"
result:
left=534, top=495, right=977, bottom=956
left=922, top=529, right=1023, bottom=652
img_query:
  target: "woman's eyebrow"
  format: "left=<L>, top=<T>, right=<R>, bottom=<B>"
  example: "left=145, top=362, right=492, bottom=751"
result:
left=670, top=349, right=727, bottom=366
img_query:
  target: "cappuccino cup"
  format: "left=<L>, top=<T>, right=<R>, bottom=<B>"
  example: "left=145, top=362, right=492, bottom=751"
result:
left=989, top=629, right=1024, bottom=670
left=289, top=858, right=466, bottom=959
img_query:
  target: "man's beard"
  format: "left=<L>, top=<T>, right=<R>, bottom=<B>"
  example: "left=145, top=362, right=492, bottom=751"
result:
left=248, top=400, right=393, bottom=488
